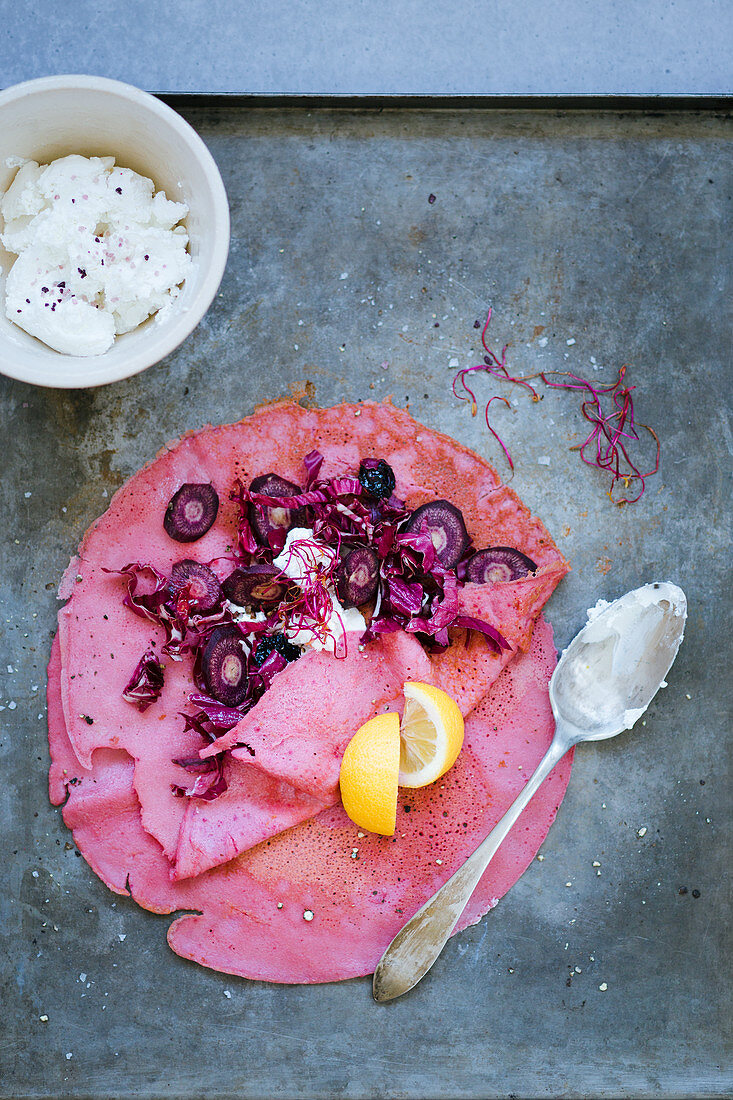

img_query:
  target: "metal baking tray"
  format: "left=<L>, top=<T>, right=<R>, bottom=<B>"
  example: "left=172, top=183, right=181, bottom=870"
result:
left=1, top=101, right=730, bottom=1100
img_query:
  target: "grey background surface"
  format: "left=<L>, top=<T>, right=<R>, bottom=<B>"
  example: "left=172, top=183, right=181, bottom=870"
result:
left=1, top=106, right=732, bottom=1098
left=1, top=0, right=732, bottom=96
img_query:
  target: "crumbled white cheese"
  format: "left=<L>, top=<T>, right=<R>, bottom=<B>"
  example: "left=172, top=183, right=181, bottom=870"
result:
left=1, top=154, right=191, bottom=356
left=273, top=528, right=366, bottom=654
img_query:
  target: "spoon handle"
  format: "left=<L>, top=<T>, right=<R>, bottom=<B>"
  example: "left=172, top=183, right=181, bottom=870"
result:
left=372, top=733, right=571, bottom=1002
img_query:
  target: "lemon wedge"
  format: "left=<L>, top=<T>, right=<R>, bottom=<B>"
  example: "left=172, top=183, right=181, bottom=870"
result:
left=339, top=713, right=400, bottom=835
left=398, top=681, right=465, bottom=788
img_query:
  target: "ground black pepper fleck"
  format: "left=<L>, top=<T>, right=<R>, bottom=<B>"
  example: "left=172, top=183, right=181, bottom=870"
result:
left=679, top=886, right=688, bottom=895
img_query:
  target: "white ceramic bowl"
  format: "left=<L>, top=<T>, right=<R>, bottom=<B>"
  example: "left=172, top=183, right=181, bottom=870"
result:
left=0, top=75, right=230, bottom=388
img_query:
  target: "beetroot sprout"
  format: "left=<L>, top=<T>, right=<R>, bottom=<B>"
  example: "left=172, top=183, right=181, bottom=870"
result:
left=453, top=309, right=659, bottom=503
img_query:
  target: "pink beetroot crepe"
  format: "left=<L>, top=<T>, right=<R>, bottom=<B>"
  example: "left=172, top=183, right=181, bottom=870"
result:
left=48, top=400, right=571, bottom=982
left=48, top=617, right=572, bottom=983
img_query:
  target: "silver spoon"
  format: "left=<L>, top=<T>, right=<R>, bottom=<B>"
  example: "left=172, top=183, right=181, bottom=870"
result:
left=373, top=581, right=687, bottom=1003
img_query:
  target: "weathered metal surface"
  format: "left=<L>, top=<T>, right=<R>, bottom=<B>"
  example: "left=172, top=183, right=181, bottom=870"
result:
left=1, top=108, right=730, bottom=1099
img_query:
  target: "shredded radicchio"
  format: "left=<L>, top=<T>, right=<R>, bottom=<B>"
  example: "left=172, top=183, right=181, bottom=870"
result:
left=103, top=562, right=229, bottom=660
left=122, top=649, right=165, bottom=711
left=110, top=445, right=522, bottom=802
left=172, top=754, right=227, bottom=801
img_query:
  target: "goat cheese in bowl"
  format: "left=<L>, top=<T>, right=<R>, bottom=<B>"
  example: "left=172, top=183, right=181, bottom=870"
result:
left=1, top=154, right=192, bottom=357
left=0, top=75, right=230, bottom=387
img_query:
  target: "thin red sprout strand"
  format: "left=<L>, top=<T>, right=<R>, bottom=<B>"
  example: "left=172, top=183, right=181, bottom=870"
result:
left=453, top=309, right=659, bottom=504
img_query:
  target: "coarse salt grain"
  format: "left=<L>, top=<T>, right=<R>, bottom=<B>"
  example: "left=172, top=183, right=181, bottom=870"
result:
left=224, top=990, right=232, bottom=999
left=599, top=982, right=608, bottom=991
left=303, top=910, right=314, bottom=921
left=637, top=826, right=647, bottom=837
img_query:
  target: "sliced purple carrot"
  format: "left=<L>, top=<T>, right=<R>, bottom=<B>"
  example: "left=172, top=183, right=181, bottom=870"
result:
left=201, top=626, right=249, bottom=707
left=405, top=500, right=469, bottom=568
left=169, top=560, right=222, bottom=612
left=248, top=473, right=305, bottom=545
left=164, top=483, right=219, bottom=542
left=465, top=547, right=536, bottom=585
left=335, top=546, right=380, bottom=607
left=222, top=565, right=289, bottom=608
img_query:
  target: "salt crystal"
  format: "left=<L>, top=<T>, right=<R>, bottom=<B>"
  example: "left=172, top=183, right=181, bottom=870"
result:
left=277, top=902, right=283, bottom=909
left=538, top=336, right=548, bottom=347
left=7, top=665, right=13, bottom=673
left=599, top=982, right=608, bottom=991
left=537, top=456, right=551, bottom=466
left=637, top=826, right=647, bottom=837
left=8, top=701, right=16, bottom=710
left=303, top=910, right=314, bottom=921
left=224, top=990, right=232, bottom=999
left=79, top=972, right=87, bottom=983
left=39, top=1015, right=48, bottom=1022
left=449, top=357, right=459, bottom=367
left=566, top=338, right=576, bottom=346
left=66, top=1053, right=73, bottom=1060
left=340, top=272, right=348, bottom=279
left=118, top=934, right=126, bottom=941
left=24, top=491, right=31, bottom=498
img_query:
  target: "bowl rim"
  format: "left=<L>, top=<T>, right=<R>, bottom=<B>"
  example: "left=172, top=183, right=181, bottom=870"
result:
left=0, top=74, right=230, bottom=389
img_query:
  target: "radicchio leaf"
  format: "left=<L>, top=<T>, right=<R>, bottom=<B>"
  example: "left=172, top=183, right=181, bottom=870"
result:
left=171, top=754, right=228, bottom=801
left=303, top=449, right=324, bottom=487
left=122, top=649, right=165, bottom=711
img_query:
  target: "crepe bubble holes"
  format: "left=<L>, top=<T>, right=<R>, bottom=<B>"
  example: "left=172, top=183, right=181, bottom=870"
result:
left=339, top=684, right=465, bottom=835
